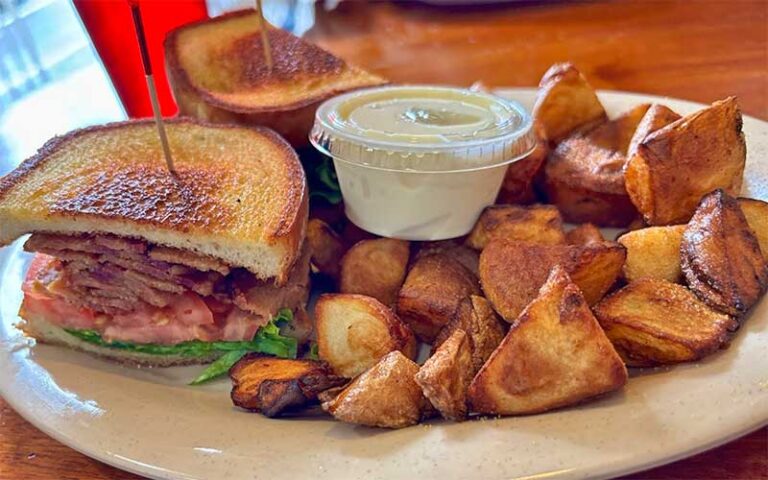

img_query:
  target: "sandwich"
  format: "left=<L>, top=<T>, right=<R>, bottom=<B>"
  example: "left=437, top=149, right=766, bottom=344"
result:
left=164, top=10, right=387, bottom=147
left=0, top=119, right=310, bottom=372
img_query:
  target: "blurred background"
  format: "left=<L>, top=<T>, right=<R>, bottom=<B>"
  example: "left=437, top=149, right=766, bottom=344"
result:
left=0, top=0, right=766, bottom=174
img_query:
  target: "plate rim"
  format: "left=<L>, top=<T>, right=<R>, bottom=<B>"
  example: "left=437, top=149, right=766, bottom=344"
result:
left=1, top=88, right=767, bottom=480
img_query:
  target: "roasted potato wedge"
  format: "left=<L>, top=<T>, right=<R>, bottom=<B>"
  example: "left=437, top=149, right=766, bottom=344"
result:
left=396, top=253, right=481, bottom=342
left=339, top=238, right=410, bottom=306
left=496, top=139, right=548, bottom=205
left=433, top=295, right=507, bottom=374
left=230, top=355, right=345, bottom=417
left=625, top=97, right=746, bottom=225
left=415, top=329, right=473, bottom=421
left=415, top=239, right=479, bottom=276
left=315, top=294, right=417, bottom=378
left=594, top=279, right=737, bottom=366
left=468, top=267, right=627, bottom=415
left=617, top=225, right=686, bottom=283
left=322, top=351, right=429, bottom=429
left=544, top=104, right=650, bottom=227
left=566, top=223, right=604, bottom=245
left=466, top=204, right=566, bottom=250
left=681, top=190, right=768, bottom=317
left=306, top=219, right=346, bottom=279
left=626, top=104, right=681, bottom=160
left=738, top=198, right=768, bottom=259
left=479, top=239, right=625, bottom=322
left=532, top=63, right=608, bottom=144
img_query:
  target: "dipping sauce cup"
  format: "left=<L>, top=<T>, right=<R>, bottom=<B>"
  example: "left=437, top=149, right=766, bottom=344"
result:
left=309, top=85, right=535, bottom=240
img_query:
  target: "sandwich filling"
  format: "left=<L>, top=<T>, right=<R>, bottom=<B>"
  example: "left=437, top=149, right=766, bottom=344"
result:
left=20, top=233, right=309, bottom=349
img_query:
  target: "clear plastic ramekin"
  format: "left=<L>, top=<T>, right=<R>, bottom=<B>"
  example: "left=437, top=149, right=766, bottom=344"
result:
left=310, top=85, right=535, bottom=240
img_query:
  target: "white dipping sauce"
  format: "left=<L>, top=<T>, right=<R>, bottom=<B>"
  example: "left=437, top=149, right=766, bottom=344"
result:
left=310, top=85, right=535, bottom=240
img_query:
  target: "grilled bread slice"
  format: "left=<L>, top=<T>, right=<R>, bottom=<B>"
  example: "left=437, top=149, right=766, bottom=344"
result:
left=165, top=10, right=387, bottom=146
left=0, top=119, right=308, bottom=283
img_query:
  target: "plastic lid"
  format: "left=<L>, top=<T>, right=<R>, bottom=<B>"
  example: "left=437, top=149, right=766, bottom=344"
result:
left=310, top=85, right=536, bottom=172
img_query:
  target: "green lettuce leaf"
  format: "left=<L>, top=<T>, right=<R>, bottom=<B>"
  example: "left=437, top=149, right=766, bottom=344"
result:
left=189, top=349, right=248, bottom=385
left=304, top=154, right=341, bottom=205
left=64, top=308, right=298, bottom=384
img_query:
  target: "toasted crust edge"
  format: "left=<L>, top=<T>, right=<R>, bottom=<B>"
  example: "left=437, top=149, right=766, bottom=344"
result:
left=0, top=118, right=308, bottom=281
left=164, top=10, right=387, bottom=115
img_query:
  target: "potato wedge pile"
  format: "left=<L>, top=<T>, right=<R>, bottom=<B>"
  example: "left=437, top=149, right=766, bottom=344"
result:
left=228, top=62, right=766, bottom=429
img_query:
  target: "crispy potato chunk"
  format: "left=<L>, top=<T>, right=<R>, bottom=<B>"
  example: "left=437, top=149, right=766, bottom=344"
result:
left=594, top=279, right=737, bottom=366
left=415, top=240, right=479, bottom=276
left=466, top=204, right=566, bottom=250
left=230, top=356, right=345, bottom=417
left=681, top=190, right=768, bottom=317
left=468, top=267, right=627, bottom=415
left=532, top=63, right=608, bottom=144
left=339, top=238, right=410, bottom=306
left=496, top=139, right=548, bottom=205
left=415, top=329, right=473, bottom=421
left=626, top=104, right=681, bottom=160
left=544, top=104, right=650, bottom=227
left=625, top=97, right=746, bottom=225
left=479, top=239, right=625, bottom=322
left=396, top=253, right=481, bottom=342
left=433, top=295, right=506, bottom=374
left=322, top=351, right=429, bottom=429
left=617, top=225, right=686, bottom=283
left=739, top=198, right=768, bottom=259
left=566, top=223, right=604, bottom=245
left=306, top=219, right=346, bottom=279
left=315, top=294, right=417, bottom=378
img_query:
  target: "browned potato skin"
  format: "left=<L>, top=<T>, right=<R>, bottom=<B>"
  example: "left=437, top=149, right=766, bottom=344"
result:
left=618, top=225, right=685, bottom=283
left=315, top=293, right=417, bottom=378
left=306, top=219, right=346, bottom=279
left=415, top=239, right=479, bottom=276
left=479, top=239, right=626, bottom=322
left=496, top=139, right=548, bottom=205
left=566, top=223, right=604, bottom=245
left=466, top=204, right=566, bottom=250
left=468, top=267, right=627, bottom=415
left=738, top=198, right=768, bottom=260
left=544, top=104, right=650, bottom=227
left=433, top=295, right=506, bottom=375
left=340, top=238, right=410, bottom=306
left=415, top=329, right=473, bottom=421
left=626, top=104, right=681, bottom=161
left=230, top=355, right=345, bottom=417
left=681, top=190, right=768, bottom=317
left=594, top=279, right=737, bottom=367
left=396, top=253, right=481, bottom=342
left=322, top=351, right=429, bottom=429
left=625, top=97, right=746, bottom=225
left=532, top=63, right=608, bottom=144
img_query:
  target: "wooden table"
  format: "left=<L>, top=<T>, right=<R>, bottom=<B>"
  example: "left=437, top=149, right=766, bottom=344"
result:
left=1, top=0, right=766, bottom=478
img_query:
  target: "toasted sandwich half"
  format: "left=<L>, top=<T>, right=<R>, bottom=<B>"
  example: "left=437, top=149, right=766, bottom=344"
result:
left=164, top=10, right=387, bottom=146
left=0, top=119, right=310, bottom=367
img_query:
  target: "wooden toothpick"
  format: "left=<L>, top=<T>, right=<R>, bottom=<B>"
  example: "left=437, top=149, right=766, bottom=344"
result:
left=255, top=0, right=273, bottom=71
left=130, top=2, right=176, bottom=176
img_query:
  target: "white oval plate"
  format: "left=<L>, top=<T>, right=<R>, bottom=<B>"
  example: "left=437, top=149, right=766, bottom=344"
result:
left=1, top=89, right=767, bottom=480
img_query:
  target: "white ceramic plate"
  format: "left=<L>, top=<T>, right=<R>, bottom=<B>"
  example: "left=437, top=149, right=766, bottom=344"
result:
left=1, top=89, right=767, bottom=480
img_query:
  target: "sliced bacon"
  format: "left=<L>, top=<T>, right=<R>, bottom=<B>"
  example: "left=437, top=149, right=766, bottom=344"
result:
left=21, top=234, right=309, bottom=345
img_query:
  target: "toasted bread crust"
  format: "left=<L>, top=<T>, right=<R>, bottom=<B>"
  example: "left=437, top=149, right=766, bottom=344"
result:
left=0, top=118, right=307, bottom=282
left=164, top=11, right=387, bottom=145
